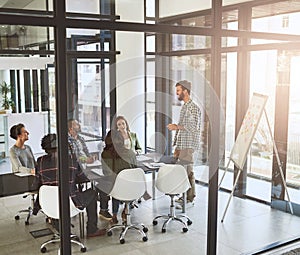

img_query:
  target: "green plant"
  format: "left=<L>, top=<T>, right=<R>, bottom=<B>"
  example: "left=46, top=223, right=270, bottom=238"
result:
left=0, top=81, right=15, bottom=110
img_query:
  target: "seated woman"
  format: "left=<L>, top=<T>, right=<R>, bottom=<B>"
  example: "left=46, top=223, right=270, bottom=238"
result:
left=114, top=115, right=142, bottom=155
left=9, top=123, right=40, bottom=215
left=9, top=123, right=36, bottom=174
left=96, top=129, right=137, bottom=224
left=114, top=115, right=145, bottom=204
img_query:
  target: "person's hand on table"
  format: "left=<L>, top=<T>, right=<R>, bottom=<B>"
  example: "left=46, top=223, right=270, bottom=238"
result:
left=167, top=124, right=184, bottom=131
left=30, top=168, right=35, bottom=175
left=86, top=156, right=95, bottom=164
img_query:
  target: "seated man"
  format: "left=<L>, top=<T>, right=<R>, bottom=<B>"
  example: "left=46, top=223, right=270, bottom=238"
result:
left=36, top=133, right=106, bottom=238
left=68, top=118, right=113, bottom=221
left=67, top=118, right=95, bottom=165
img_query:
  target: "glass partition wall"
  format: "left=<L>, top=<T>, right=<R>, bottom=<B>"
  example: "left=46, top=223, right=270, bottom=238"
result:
left=160, top=1, right=300, bottom=206
left=1, top=0, right=300, bottom=254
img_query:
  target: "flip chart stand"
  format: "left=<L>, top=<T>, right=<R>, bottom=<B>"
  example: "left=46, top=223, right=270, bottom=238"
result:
left=219, top=94, right=293, bottom=222
left=219, top=162, right=243, bottom=223
left=263, top=110, right=293, bottom=215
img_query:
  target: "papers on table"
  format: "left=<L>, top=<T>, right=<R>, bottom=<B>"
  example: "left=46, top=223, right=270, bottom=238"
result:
left=87, top=160, right=102, bottom=167
left=136, top=155, right=153, bottom=162
left=15, top=172, right=33, bottom=177
left=143, top=162, right=165, bottom=169
left=91, top=168, right=104, bottom=176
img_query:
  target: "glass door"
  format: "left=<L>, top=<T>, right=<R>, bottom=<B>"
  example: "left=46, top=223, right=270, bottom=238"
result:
left=67, top=57, right=111, bottom=153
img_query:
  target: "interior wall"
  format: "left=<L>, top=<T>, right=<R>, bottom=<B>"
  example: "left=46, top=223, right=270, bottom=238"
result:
left=116, top=0, right=145, bottom=151
left=66, top=0, right=99, bottom=13
left=159, top=0, right=256, bottom=17
left=159, top=0, right=211, bottom=18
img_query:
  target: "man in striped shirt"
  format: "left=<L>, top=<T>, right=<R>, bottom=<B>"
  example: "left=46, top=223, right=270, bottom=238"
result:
left=167, top=80, right=201, bottom=205
left=36, top=133, right=106, bottom=237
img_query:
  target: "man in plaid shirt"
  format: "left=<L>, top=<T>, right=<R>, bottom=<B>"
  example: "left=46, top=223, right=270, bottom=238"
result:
left=68, top=119, right=114, bottom=221
left=68, top=119, right=95, bottom=166
left=167, top=80, right=201, bottom=205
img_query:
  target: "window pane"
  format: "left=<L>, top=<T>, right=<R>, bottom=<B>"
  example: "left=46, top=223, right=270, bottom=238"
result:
left=246, top=50, right=277, bottom=201
left=0, top=25, right=53, bottom=50
left=159, top=0, right=211, bottom=18
left=287, top=55, right=300, bottom=188
left=172, top=34, right=210, bottom=51
left=223, top=52, right=237, bottom=170
left=0, top=0, right=53, bottom=11
left=146, top=0, right=155, bottom=17
left=66, top=0, right=99, bottom=14
left=252, top=7, right=300, bottom=35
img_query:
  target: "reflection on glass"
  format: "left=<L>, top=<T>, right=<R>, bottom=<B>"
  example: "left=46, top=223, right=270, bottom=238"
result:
left=287, top=55, right=300, bottom=187
left=0, top=25, right=53, bottom=51
left=146, top=0, right=155, bottom=17
left=0, top=0, right=53, bottom=11
left=159, top=1, right=211, bottom=18
left=172, top=34, right=210, bottom=51
left=247, top=51, right=276, bottom=180
left=252, top=10, right=300, bottom=35
left=66, top=0, right=99, bottom=14
left=77, top=62, right=103, bottom=137
left=223, top=52, right=237, bottom=169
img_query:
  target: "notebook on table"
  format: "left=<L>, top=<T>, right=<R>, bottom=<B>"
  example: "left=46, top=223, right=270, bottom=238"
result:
left=91, top=168, right=104, bottom=176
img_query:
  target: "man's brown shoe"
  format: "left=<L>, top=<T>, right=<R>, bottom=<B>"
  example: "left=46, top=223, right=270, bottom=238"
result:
left=87, top=228, right=106, bottom=238
left=110, top=215, right=118, bottom=225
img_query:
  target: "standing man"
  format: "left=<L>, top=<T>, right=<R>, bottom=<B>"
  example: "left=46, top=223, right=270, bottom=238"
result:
left=167, top=80, right=201, bottom=207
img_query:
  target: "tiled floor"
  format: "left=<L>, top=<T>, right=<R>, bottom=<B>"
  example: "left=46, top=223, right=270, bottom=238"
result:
left=1, top=169, right=300, bottom=255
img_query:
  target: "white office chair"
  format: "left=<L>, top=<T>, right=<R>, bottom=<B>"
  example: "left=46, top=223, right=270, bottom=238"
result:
left=153, top=164, right=193, bottom=233
left=106, top=168, right=148, bottom=244
left=38, top=185, right=87, bottom=253
left=14, top=191, right=37, bottom=225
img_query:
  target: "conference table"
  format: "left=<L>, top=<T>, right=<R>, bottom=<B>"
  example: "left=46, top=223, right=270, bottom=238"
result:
left=83, top=153, right=189, bottom=213
left=0, top=154, right=189, bottom=239
left=0, top=172, right=38, bottom=198
left=83, top=154, right=170, bottom=199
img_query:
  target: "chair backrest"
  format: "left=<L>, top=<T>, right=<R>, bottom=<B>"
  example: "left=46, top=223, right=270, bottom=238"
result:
left=155, top=164, right=191, bottom=195
left=109, top=168, right=146, bottom=201
left=39, top=185, right=83, bottom=219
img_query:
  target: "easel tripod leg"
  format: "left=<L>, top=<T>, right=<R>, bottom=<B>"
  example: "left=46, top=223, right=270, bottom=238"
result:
left=221, top=169, right=242, bottom=223
left=218, top=160, right=231, bottom=189
left=264, top=110, right=294, bottom=214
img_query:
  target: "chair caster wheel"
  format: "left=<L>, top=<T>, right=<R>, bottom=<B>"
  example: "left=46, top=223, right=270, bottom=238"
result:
left=130, top=204, right=134, bottom=209
left=25, top=221, right=29, bottom=225
left=138, top=198, right=142, bottom=203
left=41, top=247, right=47, bottom=253
left=152, top=220, right=158, bottom=225
left=183, top=227, right=188, bottom=232
left=120, top=238, right=125, bottom=244
left=81, top=247, right=87, bottom=252
left=187, top=220, right=192, bottom=225
left=162, top=228, right=166, bottom=233
left=143, top=227, right=148, bottom=233
left=15, top=215, right=20, bottom=220
left=107, top=231, right=112, bottom=236
left=142, top=236, right=148, bottom=242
